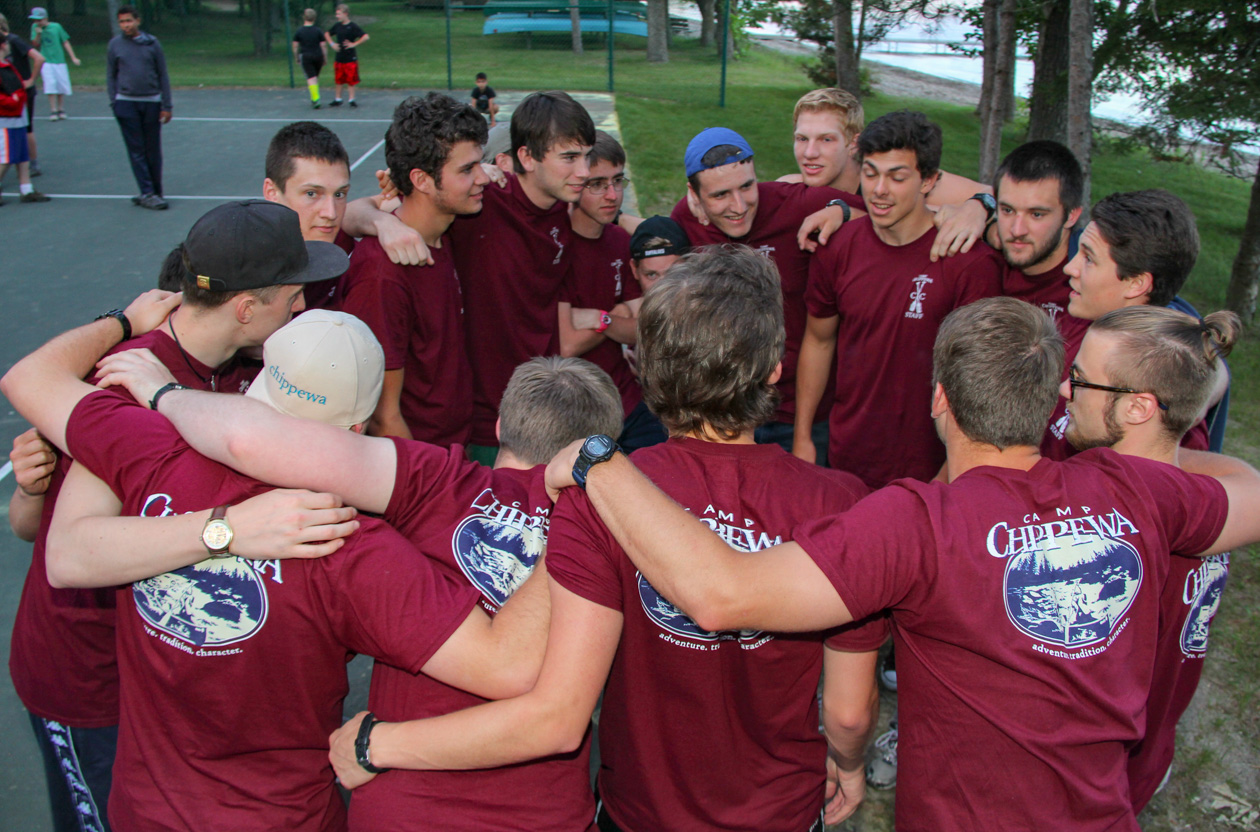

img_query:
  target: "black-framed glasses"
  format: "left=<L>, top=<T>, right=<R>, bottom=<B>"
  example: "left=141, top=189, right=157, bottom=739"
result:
left=583, top=176, right=630, bottom=194
left=1068, top=365, right=1168, bottom=411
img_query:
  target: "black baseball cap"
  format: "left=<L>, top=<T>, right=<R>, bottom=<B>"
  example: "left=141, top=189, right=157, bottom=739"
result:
left=184, top=200, right=348, bottom=292
left=630, top=216, right=691, bottom=261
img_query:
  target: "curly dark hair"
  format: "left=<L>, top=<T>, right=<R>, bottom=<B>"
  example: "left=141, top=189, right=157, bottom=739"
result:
left=386, top=92, right=488, bottom=195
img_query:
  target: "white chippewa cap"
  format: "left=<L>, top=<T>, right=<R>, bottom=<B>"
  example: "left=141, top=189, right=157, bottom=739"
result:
left=245, top=310, right=384, bottom=428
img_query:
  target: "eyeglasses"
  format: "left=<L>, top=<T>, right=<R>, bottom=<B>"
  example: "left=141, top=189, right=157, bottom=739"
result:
left=583, top=176, right=630, bottom=194
left=1067, top=365, right=1168, bottom=410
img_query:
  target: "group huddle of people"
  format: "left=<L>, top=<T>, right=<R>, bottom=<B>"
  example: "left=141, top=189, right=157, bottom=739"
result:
left=3, top=85, right=1253, bottom=832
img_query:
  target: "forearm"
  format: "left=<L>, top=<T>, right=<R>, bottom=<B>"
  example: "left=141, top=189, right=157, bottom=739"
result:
left=481, top=560, right=552, bottom=695
left=368, top=408, right=412, bottom=440
left=1179, top=449, right=1253, bottom=479
left=47, top=511, right=212, bottom=588
left=9, top=488, right=45, bottom=542
left=370, top=690, right=582, bottom=772
left=823, top=688, right=878, bottom=773
left=793, top=333, right=836, bottom=438
left=342, top=197, right=391, bottom=238
left=558, top=305, right=605, bottom=358
left=604, top=313, right=637, bottom=346
left=0, top=317, right=126, bottom=453
left=584, top=455, right=743, bottom=628
left=63, top=42, right=78, bottom=62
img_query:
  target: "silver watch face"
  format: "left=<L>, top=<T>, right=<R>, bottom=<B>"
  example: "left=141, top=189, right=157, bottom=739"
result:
left=202, top=520, right=233, bottom=552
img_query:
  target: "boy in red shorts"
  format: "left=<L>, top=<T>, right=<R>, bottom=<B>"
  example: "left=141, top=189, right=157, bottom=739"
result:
left=326, top=3, right=367, bottom=108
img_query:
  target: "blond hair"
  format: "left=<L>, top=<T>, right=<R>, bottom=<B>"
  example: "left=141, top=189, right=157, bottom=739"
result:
left=793, top=88, right=864, bottom=141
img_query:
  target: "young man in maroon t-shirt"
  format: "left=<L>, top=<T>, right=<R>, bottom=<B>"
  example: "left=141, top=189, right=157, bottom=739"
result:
left=6, top=310, right=560, bottom=832
left=339, top=93, right=487, bottom=444
left=447, top=90, right=596, bottom=463
left=96, top=352, right=625, bottom=832
left=796, top=110, right=1003, bottom=487
left=559, top=131, right=666, bottom=453
left=1042, top=189, right=1226, bottom=459
left=324, top=248, right=889, bottom=832
left=4, top=199, right=344, bottom=832
left=544, top=296, right=1260, bottom=832
left=670, top=126, right=865, bottom=462
left=262, top=121, right=438, bottom=311
left=1058, top=305, right=1239, bottom=812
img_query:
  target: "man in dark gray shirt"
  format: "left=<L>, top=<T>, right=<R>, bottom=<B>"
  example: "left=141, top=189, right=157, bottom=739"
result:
left=106, top=4, right=171, bottom=210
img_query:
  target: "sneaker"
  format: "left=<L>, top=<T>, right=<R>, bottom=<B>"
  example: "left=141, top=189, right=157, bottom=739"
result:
left=131, top=195, right=144, bottom=205
left=879, top=648, right=897, bottom=691
left=312, top=101, right=322, bottom=109
left=330, top=99, right=342, bottom=107
left=59, top=112, right=68, bottom=120
left=50, top=112, right=59, bottom=121
left=138, top=193, right=169, bottom=210
left=29, top=161, right=42, bottom=177
left=866, top=720, right=898, bottom=790
left=20, top=190, right=51, bottom=203
left=349, top=100, right=358, bottom=108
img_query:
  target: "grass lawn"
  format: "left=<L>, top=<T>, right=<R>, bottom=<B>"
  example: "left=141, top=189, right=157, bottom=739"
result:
left=58, top=3, right=1260, bottom=828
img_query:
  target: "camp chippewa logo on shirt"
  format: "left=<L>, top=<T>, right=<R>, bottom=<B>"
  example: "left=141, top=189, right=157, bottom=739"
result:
left=452, top=488, right=550, bottom=611
left=1041, top=302, right=1065, bottom=321
left=754, top=244, right=775, bottom=259
left=638, top=504, right=780, bottom=651
left=906, top=275, right=933, bottom=319
left=988, top=505, right=1143, bottom=656
left=610, top=258, right=625, bottom=297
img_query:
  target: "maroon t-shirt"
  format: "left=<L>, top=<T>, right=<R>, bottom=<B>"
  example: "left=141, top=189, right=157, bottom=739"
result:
left=1128, top=551, right=1229, bottom=811
left=339, top=233, right=473, bottom=446
left=794, top=449, right=1229, bottom=832
left=672, top=182, right=863, bottom=425
left=806, top=218, right=1003, bottom=487
left=1001, top=258, right=1074, bottom=324
left=347, top=438, right=595, bottom=832
left=449, top=173, right=572, bottom=445
left=8, top=329, right=256, bottom=727
left=548, top=438, right=887, bottom=832
left=303, top=229, right=356, bottom=311
left=561, top=225, right=642, bottom=417
left=65, top=392, right=478, bottom=832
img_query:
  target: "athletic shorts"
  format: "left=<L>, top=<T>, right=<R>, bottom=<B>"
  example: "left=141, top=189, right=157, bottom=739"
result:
left=25, top=87, right=35, bottom=133
left=1, top=127, right=31, bottom=165
left=334, top=61, right=359, bottom=86
left=301, top=56, right=325, bottom=80
left=40, top=62, right=72, bottom=96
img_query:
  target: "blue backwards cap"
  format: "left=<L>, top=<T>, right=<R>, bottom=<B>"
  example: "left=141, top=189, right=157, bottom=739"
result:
left=684, top=127, right=755, bottom=178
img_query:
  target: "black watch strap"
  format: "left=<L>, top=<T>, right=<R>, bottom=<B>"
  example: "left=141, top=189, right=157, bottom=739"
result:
left=95, top=309, right=132, bottom=342
left=355, top=712, right=386, bottom=773
left=970, top=192, right=997, bottom=224
left=826, top=198, right=851, bottom=224
left=149, top=382, right=188, bottom=411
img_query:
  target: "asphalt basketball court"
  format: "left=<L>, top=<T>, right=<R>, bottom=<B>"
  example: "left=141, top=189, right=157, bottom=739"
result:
left=0, top=87, right=630, bottom=830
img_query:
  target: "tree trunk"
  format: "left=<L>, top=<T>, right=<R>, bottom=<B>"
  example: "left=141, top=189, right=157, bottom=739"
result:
left=698, top=0, right=716, bottom=47
left=996, top=0, right=1016, bottom=121
left=979, top=0, right=1016, bottom=183
left=251, top=0, right=271, bottom=56
left=646, top=0, right=668, bottom=62
left=976, top=0, right=997, bottom=119
left=854, top=0, right=868, bottom=65
left=106, top=0, right=121, bottom=35
left=833, top=0, right=860, bottom=95
left=1027, top=0, right=1070, bottom=143
left=570, top=0, right=584, bottom=54
left=1066, top=0, right=1092, bottom=219
left=1225, top=158, right=1260, bottom=326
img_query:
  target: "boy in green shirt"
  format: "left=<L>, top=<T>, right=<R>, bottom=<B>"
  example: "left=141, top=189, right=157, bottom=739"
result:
left=28, top=7, right=78, bottom=120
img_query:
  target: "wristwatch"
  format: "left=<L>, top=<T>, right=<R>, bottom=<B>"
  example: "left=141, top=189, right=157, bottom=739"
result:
left=356, top=712, right=386, bottom=773
left=572, top=434, right=619, bottom=489
left=201, top=504, right=234, bottom=558
left=970, top=192, right=997, bottom=224
left=826, top=198, right=852, bottom=224
left=94, top=309, right=132, bottom=342
left=595, top=311, right=613, bottom=334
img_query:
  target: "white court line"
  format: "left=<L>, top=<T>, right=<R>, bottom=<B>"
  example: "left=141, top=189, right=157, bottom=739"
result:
left=46, top=194, right=257, bottom=200
left=0, top=461, right=11, bottom=483
left=351, top=138, right=386, bottom=172
left=68, top=116, right=391, bottom=124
